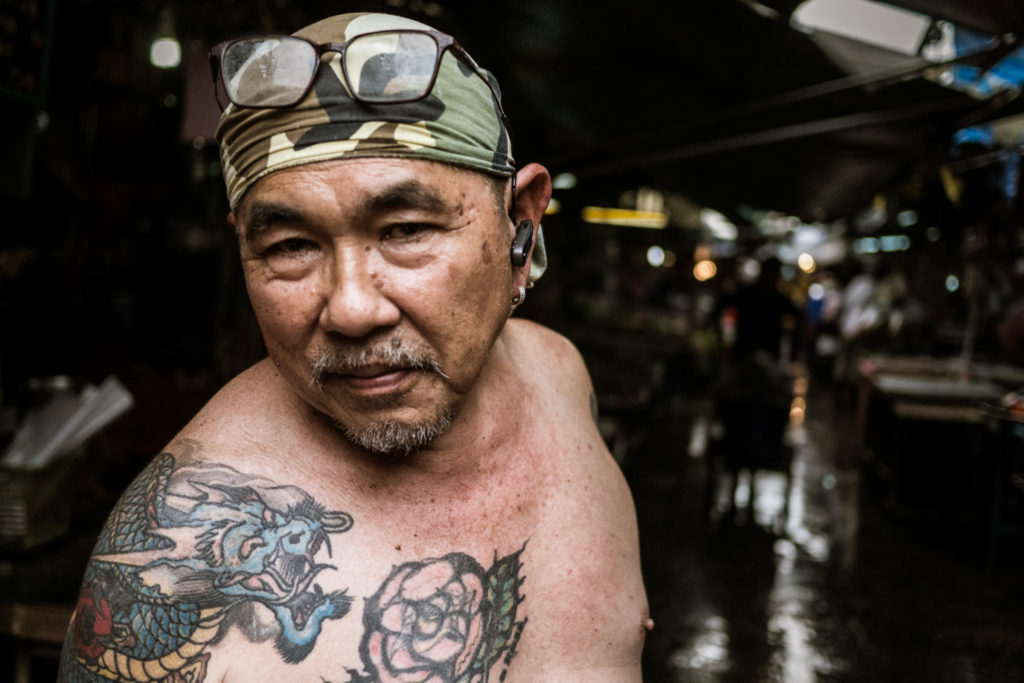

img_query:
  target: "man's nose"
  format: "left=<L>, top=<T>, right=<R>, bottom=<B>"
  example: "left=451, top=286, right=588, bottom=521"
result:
left=319, top=249, right=401, bottom=338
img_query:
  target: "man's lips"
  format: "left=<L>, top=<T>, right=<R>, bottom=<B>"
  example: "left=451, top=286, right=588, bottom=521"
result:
left=330, top=365, right=414, bottom=391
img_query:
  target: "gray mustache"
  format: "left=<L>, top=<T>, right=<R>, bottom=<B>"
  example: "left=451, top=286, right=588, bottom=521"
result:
left=310, top=343, right=447, bottom=390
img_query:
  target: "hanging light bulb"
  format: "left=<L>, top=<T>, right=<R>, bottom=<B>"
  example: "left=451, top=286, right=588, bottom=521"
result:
left=150, top=8, right=181, bottom=68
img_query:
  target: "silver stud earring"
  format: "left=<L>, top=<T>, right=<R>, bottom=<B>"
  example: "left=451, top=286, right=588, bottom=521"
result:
left=511, top=285, right=526, bottom=307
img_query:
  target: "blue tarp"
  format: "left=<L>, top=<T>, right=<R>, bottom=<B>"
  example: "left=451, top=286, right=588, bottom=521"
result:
left=943, top=27, right=1024, bottom=99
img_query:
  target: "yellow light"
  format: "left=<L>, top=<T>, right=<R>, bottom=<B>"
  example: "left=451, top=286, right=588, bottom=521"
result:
left=544, top=198, right=561, bottom=215
left=798, top=252, right=816, bottom=273
left=581, top=206, right=668, bottom=229
left=790, top=393, right=807, bottom=424
left=694, top=260, right=717, bottom=282
left=694, top=244, right=712, bottom=261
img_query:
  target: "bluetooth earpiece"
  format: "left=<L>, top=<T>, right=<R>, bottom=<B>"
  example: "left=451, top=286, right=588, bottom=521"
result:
left=510, top=220, right=534, bottom=267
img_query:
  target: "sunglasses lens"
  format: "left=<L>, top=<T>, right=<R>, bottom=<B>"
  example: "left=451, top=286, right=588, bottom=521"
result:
left=222, top=37, right=318, bottom=107
left=344, top=31, right=440, bottom=102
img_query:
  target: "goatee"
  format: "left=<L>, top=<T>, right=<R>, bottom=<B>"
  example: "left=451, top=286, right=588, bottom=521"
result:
left=310, top=338, right=455, bottom=457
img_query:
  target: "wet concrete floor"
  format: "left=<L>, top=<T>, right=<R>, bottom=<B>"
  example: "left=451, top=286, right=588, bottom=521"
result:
left=627, top=375, right=1024, bottom=682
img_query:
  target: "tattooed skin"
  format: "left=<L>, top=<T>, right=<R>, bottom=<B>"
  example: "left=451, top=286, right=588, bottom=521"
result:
left=346, top=548, right=526, bottom=683
left=61, top=453, right=354, bottom=682
left=62, top=454, right=528, bottom=683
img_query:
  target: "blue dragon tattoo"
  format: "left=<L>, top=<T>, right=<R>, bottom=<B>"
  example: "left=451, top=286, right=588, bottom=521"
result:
left=61, top=453, right=354, bottom=682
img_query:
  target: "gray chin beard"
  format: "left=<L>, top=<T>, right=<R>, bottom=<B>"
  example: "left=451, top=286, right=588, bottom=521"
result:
left=308, top=338, right=455, bottom=456
left=332, top=407, right=455, bottom=458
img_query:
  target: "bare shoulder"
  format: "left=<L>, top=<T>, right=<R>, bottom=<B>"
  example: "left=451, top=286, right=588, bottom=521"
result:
left=171, top=360, right=294, bottom=450
left=57, top=439, right=357, bottom=682
left=58, top=363, right=354, bottom=682
left=504, top=318, right=589, bottom=373
left=503, top=318, right=595, bottom=407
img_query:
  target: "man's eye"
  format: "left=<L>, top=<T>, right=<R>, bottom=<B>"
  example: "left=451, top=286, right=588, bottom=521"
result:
left=385, top=223, right=431, bottom=240
left=267, top=238, right=315, bottom=254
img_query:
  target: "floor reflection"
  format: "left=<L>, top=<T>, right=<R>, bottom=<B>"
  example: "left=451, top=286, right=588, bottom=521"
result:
left=630, top=373, right=1024, bottom=682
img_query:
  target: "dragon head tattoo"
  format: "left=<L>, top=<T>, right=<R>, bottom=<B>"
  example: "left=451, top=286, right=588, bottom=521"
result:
left=63, top=453, right=354, bottom=682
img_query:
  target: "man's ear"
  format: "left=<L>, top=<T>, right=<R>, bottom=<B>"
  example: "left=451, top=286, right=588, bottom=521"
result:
left=510, top=164, right=552, bottom=274
left=512, top=163, right=552, bottom=232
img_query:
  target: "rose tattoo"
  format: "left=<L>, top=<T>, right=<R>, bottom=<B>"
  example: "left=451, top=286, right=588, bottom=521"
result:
left=365, top=554, right=485, bottom=681
left=350, top=547, right=526, bottom=683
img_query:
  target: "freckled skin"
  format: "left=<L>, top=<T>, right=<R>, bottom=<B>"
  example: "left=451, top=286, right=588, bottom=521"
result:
left=232, top=158, right=525, bottom=443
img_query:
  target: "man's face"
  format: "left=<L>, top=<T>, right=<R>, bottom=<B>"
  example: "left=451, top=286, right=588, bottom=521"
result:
left=233, top=158, right=516, bottom=456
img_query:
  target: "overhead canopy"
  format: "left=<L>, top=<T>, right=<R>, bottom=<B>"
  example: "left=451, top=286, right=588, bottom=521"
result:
left=435, top=0, right=1024, bottom=222
left=29, top=0, right=1024, bottom=226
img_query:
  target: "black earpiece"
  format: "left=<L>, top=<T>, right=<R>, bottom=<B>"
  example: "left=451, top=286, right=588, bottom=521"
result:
left=510, top=220, right=534, bottom=267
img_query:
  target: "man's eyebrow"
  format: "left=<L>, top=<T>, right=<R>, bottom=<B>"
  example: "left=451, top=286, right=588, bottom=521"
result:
left=238, top=202, right=305, bottom=240
left=238, top=180, right=451, bottom=240
left=364, top=180, right=449, bottom=214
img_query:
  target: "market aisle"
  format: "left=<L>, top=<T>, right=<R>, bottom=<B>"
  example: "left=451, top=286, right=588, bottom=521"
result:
left=630, top=375, right=1024, bottom=682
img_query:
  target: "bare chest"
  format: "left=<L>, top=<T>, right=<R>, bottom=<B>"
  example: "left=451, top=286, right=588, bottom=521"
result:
left=195, top=437, right=638, bottom=681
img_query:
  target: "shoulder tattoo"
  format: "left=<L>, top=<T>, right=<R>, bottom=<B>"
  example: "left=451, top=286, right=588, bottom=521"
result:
left=60, top=453, right=527, bottom=683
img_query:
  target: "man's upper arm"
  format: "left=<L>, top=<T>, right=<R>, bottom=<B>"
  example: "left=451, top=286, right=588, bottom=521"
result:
left=58, top=450, right=355, bottom=682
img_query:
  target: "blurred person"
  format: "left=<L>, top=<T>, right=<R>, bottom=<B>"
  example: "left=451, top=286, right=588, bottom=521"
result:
left=710, top=258, right=797, bottom=525
left=719, top=257, right=800, bottom=366
left=59, top=13, right=649, bottom=682
left=834, top=260, right=910, bottom=385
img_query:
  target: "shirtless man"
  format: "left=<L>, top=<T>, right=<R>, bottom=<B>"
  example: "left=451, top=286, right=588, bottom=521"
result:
left=60, top=12, right=649, bottom=682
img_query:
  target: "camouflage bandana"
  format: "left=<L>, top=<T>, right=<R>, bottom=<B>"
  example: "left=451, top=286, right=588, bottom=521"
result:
left=216, top=12, right=515, bottom=210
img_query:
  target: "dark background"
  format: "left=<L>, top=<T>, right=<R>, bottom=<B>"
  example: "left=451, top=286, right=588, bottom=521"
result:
left=4, top=0, right=1024, bottom=679
left=2, top=0, right=1021, bottom=384
left=2, top=0, right=1023, bottom=556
